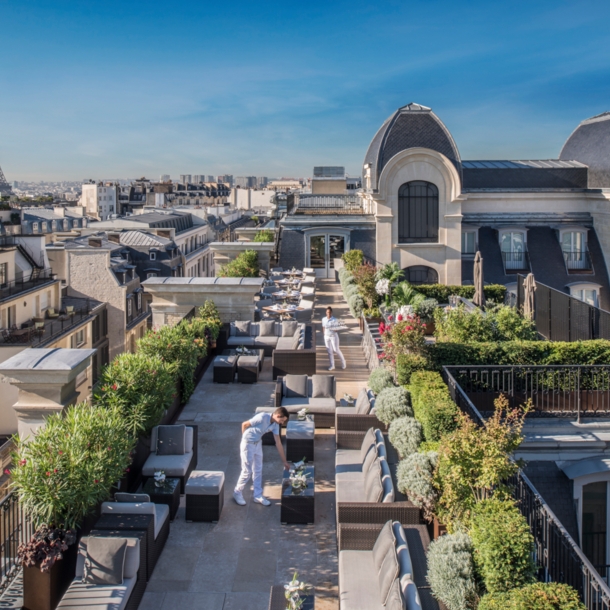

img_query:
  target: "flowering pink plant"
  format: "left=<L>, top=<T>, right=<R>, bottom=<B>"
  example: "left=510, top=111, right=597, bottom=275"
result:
left=379, top=314, right=426, bottom=367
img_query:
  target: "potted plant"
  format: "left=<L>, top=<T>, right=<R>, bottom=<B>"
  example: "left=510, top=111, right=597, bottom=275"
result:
left=284, top=571, right=313, bottom=609
left=11, top=403, right=134, bottom=610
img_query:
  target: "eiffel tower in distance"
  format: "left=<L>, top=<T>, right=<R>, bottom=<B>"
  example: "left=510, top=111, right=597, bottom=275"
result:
left=0, top=164, right=12, bottom=195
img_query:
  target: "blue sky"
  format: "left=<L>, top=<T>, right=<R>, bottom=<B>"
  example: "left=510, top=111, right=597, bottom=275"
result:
left=1, top=0, right=610, bottom=181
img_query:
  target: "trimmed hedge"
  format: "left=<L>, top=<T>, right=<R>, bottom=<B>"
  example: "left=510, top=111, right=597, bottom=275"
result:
left=409, top=371, right=459, bottom=442
left=368, top=367, right=395, bottom=395
left=374, top=386, right=413, bottom=425
left=388, top=416, right=422, bottom=458
left=395, top=340, right=610, bottom=382
left=478, top=582, right=585, bottom=610
left=415, top=284, right=506, bottom=303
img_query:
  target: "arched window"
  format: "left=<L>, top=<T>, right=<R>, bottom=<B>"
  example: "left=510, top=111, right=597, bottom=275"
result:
left=404, top=265, right=438, bottom=285
left=398, top=181, right=439, bottom=243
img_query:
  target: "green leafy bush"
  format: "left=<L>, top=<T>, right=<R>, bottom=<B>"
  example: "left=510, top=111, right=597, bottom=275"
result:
left=427, top=533, right=480, bottom=610
left=389, top=416, right=422, bottom=458
left=414, top=298, right=438, bottom=322
left=395, top=353, right=428, bottom=385
left=253, top=229, right=274, bottom=242
left=478, top=582, right=585, bottom=610
left=376, top=262, right=404, bottom=283
left=409, top=371, right=459, bottom=442
left=197, top=300, right=222, bottom=340
left=396, top=451, right=438, bottom=520
left=416, top=284, right=507, bottom=304
left=344, top=283, right=359, bottom=300
left=391, top=282, right=426, bottom=308
left=470, top=498, right=535, bottom=594
left=138, top=323, right=200, bottom=403
left=352, top=263, right=379, bottom=309
left=434, top=303, right=538, bottom=343
left=218, top=250, right=259, bottom=277
left=368, top=367, right=394, bottom=394
left=341, top=249, right=364, bottom=272
left=374, top=386, right=412, bottom=425
left=11, top=403, right=135, bottom=530
left=347, top=293, right=364, bottom=319
left=96, top=353, right=175, bottom=437
left=363, top=306, right=382, bottom=319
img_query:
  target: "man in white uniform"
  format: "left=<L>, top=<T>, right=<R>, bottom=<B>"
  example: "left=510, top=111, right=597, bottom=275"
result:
left=322, top=306, right=346, bottom=371
left=233, top=407, right=290, bottom=506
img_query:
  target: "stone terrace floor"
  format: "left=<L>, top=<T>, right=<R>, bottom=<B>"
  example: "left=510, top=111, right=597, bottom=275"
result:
left=140, top=278, right=368, bottom=610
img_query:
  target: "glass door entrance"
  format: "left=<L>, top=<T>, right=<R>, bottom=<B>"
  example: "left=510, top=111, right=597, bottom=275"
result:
left=308, top=234, right=346, bottom=278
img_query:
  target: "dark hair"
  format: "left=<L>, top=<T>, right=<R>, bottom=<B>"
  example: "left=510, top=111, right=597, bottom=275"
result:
left=326, top=306, right=333, bottom=313
left=274, top=406, right=289, bottom=420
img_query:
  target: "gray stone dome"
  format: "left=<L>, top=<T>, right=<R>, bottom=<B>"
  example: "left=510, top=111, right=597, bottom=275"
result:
left=560, top=112, right=610, bottom=188
left=363, top=103, right=462, bottom=191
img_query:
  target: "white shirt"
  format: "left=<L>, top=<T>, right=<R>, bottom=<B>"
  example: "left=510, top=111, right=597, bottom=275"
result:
left=242, top=412, right=279, bottom=443
left=322, top=315, right=339, bottom=337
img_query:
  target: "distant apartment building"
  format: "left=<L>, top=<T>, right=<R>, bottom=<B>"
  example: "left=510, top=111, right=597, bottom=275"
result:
left=179, top=174, right=192, bottom=185
left=268, top=179, right=302, bottom=190
left=81, top=181, right=117, bottom=220
left=160, top=174, right=171, bottom=182
left=20, top=207, right=88, bottom=240
left=235, top=176, right=257, bottom=188
left=230, top=188, right=276, bottom=211
left=193, top=175, right=205, bottom=184
left=117, top=179, right=151, bottom=215
left=257, top=177, right=268, bottom=188
left=205, top=175, right=215, bottom=182
left=217, top=175, right=234, bottom=187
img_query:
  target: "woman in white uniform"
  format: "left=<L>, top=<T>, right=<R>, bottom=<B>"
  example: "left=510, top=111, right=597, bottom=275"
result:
left=322, top=306, right=346, bottom=371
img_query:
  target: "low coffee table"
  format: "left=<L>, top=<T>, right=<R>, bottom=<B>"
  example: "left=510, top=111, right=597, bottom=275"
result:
left=142, top=476, right=181, bottom=521
left=269, top=584, right=314, bottom=610
left=281, top=465, right=315, bottom=525
left=286, top=414, right=315, bottom=462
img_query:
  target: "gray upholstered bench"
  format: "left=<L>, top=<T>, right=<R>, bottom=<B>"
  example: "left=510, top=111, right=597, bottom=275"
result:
left=237, top=354, right=260, bottom=383
left=185, top=470, right=225, bottom=522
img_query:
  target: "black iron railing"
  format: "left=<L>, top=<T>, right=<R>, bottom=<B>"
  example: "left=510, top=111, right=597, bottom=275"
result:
left=293, top=194, right=364, bottom=215
left=443, top=366, right=610, bottom=608
left=517, top=275, right=610, bottom=342
left=564, top=249, right=593, bottom=271
left=0, top=269, right=56, bottom=302
left=0, top=492, right=33, bottom=594
left=443, top=365, right=610, bottom=420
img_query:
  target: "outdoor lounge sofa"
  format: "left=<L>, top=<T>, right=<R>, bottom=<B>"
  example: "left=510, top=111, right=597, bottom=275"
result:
left=57, top=536, right=145, bottom=610
left=142, top=424, right=198, bottom=493
left=335, top=388, right=388, bottom=449
left=336, top=428, right=419, bottom=526
left=256, top=374, right=337, bottom=428
left=339, top=520, right=433, bottom=610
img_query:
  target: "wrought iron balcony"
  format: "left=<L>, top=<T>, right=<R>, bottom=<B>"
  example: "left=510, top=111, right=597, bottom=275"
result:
left=501, top=249, right=529, bottom=273
left=0, top=269, right=57, bottom=303
left=563, top=249, right=592, bottom=272
left=292, top=194, right=365, bottom=215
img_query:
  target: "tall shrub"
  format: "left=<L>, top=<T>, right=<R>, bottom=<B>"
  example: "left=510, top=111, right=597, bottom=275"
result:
left=352, top=263, right=379, bottom=309
left=198, top=300, right=222, bottom=340
left=253, top=229, right=274, bottom=242
left=217, top=250, right=259, bottom=277
left=347, top=293, right=364, bottom=319
left=388, top=416, right=422, bottom=458
left=341, top=249, right=364, bottom=272
left=368, top=367, right=394, bottom=394
left=478, top=582, right=585, bottom=610
left=409, top=371, right=459, bottom=442
left=96, top=353, right=175, bottom=437
left=11, top=403, right=134, bottom=530
left=427, top=533, right=480, bottom=610
left=374, top=386, right=412, bottom=425
left=470, top=498, right=535, bottom=594
left=416, top=284, right=506, bottom=304
left=433, top=395, right=528, bottom=531
left=396, top=451, right=438, bottom=520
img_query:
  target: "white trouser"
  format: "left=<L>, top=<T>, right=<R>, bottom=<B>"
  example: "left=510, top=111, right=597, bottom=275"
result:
left=235, top=440, right=264, bottom=498
left=324, top=332, right=346, bottom=368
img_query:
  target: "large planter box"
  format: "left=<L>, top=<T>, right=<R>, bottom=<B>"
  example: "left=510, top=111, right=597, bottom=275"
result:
left=23, top=541, right=78, bottom=610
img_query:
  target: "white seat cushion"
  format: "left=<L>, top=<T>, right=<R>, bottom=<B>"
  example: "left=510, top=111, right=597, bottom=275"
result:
left=339, top=551, right=383, bottom=610
left=227, top=336, right=255, bottom=347
left=185, top=470, right=225, bottom=495
left=142, top=451, right=193, bottom=477
left=335, top=449, right=362, bottom=476
left=336, top=475, right=365, bottom=503
left=57, top=577, right=136, bottom=610
left=254, top=336, right=278, bottom=346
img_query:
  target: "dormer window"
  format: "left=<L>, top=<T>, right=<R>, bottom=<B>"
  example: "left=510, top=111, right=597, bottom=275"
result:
left=560, top=229, right=589, bottom=271
left=499, top=230, right=528, bottom=271
left=569, top=283, right=600, bottom=307
left=32, top=222, right=39, bottom=233
left=461, top=230, right=477, bottom=255
left=150, top=251, right=157, bottom=261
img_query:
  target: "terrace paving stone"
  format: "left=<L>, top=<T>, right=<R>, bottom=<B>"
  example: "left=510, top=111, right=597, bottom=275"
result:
left=144, top=279, right=367, bottom=608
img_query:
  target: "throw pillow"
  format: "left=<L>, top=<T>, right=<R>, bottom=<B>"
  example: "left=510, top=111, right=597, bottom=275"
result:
left=281, top=321, right=298, bottom=337
left=380, top=458, right=395, bottom=503
left=284, top=374, right=308, bottom=398
left=364, top=458, right=384, bottom=503
left=83, top=537, right=127, bottom=585
left=115, top=493, right=150, bottom=503
left=157, top=425, right=186, bottom=456
left=360, top=427, right=376, bottom=464
left=311, top=375, right=334, bottom=398
left=378, top=546, right=400, bottom=606
left=362, top=442, right=377, bottom=475
left=372, top=520, right=395, bottom=572
left=259, top=320, right=276, bottom=336
left=355, top=388, right=371, bottom=414
left=385, top=577, right=406, bottom=610
left=234, top=321, right=251, bottom=337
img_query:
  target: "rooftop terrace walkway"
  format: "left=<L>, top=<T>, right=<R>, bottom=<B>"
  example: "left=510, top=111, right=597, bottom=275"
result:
left=140, top=278, right=367, bottom=610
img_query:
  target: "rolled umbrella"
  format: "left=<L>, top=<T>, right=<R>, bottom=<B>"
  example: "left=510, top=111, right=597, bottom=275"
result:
left=523, top=273, right=536, bottom=320
left=473, top=251, right=486, bottom=308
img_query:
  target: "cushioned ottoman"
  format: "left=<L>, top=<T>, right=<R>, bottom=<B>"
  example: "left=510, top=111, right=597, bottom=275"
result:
left=237, top=355, right=260, bottom=383
left=213, top=354, right=237, bottom=383
left=186, top=470, right=225, bottom=522
left=286, top=417, right=315, bottom=462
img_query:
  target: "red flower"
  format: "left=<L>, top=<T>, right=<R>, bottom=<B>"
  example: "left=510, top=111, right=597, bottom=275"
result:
left=107, top=447, right=112, bottom=451
left=388, top=315, right=393, bottom=321
left=46, top=471, right=51, bottom=477
left=4, top=468, right=10, bottom=475
left=19, top=459, right=26, bottom=466
left=94, top=479, right=99, bottom=484
left=58, top=451, right=63, bottom=455
left=111, top=384, right=118, bottom=391
left=53, top=469, right=58, bottom=474
left=397, top=314, right=403, bottom=322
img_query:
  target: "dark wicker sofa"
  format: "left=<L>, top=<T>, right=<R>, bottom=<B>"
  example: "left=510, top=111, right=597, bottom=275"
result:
left=335, top=388, right=388, bottom=449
